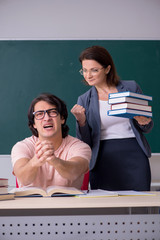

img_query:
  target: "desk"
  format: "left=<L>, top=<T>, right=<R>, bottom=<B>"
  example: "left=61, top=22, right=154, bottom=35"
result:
left=0, top=193, right=160, bottom=240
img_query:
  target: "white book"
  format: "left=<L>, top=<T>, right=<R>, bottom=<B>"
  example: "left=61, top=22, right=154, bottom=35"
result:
left=108, top=108, right=152, bottom=118
left=77, top=189, right=118, bottom=198
left=108, top=96, right=149, bottom=105
left=115, top=190, right=156, bottom=196
left=109, top=91, right=152, bottom=101
left=111, top=103, right=152, bottom=112
left=77, top=189, right=155, bottom=198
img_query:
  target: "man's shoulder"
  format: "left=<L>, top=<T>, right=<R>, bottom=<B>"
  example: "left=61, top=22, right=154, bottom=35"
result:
left=64, top=135, right=81, bottom=144
left=11, top=136, right=38, bottom=164
left=64, top=135, right=91, bottom=148
left=12, top=136, right=37, bottom=149
left=62, top=136, right=91, bottom=160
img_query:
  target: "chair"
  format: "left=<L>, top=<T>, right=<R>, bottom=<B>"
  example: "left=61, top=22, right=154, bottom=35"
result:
left=81, top=171, right=89, bottom=190
left=16, top=178, right=19, bottom=188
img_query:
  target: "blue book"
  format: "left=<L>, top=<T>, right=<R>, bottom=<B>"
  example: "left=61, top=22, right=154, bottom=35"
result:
left=109, top=91, right=152, bottom=101
left=107, top=108, right=152, bottom=118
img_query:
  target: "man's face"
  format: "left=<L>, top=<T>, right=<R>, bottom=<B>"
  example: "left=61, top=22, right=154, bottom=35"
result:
left=33, top=100, right=64, bottom=141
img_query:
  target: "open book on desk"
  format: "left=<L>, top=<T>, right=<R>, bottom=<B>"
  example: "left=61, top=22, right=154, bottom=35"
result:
left=0, top=193, right=15, bottom=201
left=9, top=186, right=84, bottom=197
left=77, top=189, right=156, bottom=198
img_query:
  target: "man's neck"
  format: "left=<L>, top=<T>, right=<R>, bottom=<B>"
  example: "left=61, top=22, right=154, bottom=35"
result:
left=39, top=136, right=63, bottom=151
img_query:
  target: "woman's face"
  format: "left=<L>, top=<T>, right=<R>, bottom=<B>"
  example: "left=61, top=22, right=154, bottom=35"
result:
left=81, top=59, right=110, bottom=87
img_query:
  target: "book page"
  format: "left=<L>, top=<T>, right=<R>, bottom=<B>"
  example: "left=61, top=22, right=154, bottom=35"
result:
left=10, top=186, right=84, bottom=197
left=9, top=187, right=47, bottom=197
left=116, top=190, right=156, bottom=196
left=46, top=186, right=84, bottom=196
left=78, top=189, right=118, bottom=198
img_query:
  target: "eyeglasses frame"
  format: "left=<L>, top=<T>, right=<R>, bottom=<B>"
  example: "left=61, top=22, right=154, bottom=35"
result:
left=33, top=108, right=58, bottom=120
left=79, top=67, right=104, bottom=76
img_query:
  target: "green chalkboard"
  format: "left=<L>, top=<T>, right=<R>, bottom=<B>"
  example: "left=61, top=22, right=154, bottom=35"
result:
left=0, top=40, right=159, bottom=154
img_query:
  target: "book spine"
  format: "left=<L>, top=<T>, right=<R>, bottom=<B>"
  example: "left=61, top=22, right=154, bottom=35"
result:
left=111, top=104, right=152, bottom=112
left=108, top=97, right=149, bottom=105
left=109, top=92, right=152, bottom=101
left=108, top=109, right=152, bottom=118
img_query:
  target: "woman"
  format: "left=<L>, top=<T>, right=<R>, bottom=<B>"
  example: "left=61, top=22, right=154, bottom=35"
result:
left=71, top=45, right=153, bottom=191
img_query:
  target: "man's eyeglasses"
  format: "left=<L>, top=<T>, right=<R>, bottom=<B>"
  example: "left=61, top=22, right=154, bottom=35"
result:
left=79, top=67, right=104, bottom=76
left=33, top=108, right=58, bottom=120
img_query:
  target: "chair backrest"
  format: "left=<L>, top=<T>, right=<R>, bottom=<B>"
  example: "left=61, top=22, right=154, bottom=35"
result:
left=16, top=178, right=19, bottom=188
left=81, top=171, right=89, bottom=190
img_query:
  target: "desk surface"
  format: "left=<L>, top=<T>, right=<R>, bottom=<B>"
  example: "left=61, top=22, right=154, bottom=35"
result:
left=1, top=193, right=160, bottom=239
left=0, top=192, right=160, bottom=210
left=0, top=192, right=160, bottom=240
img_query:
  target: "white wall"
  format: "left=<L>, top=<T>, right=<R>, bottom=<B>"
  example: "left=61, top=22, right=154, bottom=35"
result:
left=0, top=0, right=160, bottom=40
left=0, top=155, right=16, bottom=187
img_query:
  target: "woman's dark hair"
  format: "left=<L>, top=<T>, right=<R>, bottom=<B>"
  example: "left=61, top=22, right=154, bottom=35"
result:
left=28, top=93, right=69, bottom=138
left=79, top=45, right=120, bottom=87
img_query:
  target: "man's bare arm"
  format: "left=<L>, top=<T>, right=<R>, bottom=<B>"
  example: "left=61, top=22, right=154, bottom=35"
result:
left=48, top=156, right=89, bottom=182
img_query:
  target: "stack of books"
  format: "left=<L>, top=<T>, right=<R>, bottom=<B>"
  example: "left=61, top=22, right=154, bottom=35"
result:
left=0, top=178, right=14, bottom=201
left=107, top=91, right=152, bottom=118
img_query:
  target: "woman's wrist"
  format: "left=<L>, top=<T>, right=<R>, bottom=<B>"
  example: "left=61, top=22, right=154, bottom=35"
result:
left=77, top=119, right=86, bottom=127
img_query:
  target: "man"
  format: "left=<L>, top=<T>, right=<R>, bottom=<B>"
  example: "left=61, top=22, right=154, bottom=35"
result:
left=11, top=93, right=91, bottom=190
